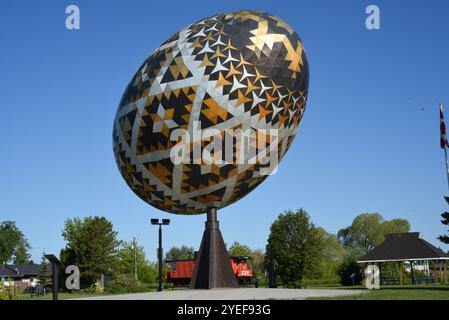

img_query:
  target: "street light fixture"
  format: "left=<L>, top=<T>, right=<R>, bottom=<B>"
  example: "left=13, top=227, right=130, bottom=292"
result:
left=151, top=218, right=170, bottom=291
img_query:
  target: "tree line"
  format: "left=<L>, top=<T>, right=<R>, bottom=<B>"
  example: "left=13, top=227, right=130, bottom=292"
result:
left=1, top=206, right=448, bottom=290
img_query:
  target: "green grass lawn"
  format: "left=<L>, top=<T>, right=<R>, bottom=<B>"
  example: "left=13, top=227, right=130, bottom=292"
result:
left=309, top=285, right=449, bottom=300
left=20, top=291, right=111, bottom=300
left=19, top=283, right=159, bottom=300
left=20, top=289, right=155, bottom=300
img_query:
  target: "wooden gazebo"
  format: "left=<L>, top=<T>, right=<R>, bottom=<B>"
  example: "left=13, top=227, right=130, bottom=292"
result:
left=358, top=232, right=449, bottom=285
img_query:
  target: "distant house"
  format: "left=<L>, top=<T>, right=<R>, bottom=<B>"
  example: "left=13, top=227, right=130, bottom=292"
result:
left=0, top=264, right=51, bottom=290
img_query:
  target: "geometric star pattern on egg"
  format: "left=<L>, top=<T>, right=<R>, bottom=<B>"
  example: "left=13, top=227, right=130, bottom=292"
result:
left=113, top=11, right=309, bottom=214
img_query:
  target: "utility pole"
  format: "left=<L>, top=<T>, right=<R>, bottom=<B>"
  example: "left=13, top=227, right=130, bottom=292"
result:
left=133, top=237, right=138, bottom=280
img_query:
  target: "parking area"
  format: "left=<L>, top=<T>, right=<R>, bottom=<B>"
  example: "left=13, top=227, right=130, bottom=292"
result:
left=72, top=288, right=366, bottom=300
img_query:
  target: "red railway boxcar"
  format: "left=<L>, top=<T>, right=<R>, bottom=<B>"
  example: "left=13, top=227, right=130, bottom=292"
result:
left=166, top=256, right=258, bottom=287
left=165, top=259, right=196, bottom=286
left=230, top=256, right=256, bottom=285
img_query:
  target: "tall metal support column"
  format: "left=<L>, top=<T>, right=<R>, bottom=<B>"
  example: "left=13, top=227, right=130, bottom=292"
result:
left=189, top=207, right=238, bottom=289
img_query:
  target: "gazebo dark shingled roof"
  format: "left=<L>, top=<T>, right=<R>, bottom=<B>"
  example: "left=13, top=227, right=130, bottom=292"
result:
left=358, top=232, right=449, bottom=263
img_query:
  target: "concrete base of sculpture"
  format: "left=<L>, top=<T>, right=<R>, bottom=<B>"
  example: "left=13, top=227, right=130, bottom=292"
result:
left=189, top=207, right=239, bottom=289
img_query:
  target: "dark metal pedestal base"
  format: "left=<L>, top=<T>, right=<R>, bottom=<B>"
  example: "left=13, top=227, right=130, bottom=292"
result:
left=189, top=207, right=239, bottom=289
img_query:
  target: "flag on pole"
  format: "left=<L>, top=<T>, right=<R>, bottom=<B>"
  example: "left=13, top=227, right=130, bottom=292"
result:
left=440, top=104, right=448, bottom=149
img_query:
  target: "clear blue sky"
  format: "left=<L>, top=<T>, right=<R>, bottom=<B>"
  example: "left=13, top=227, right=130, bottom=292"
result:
left=1, top=0, right=449, bottom=263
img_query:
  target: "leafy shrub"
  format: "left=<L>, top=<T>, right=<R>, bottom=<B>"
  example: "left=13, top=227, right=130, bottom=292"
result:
left=80, top=271, right=99, bottom=289
left=90, top=281, right=104, bottom=294
left=257, top=275, right=267, bottom=288
left=105, top=273, right=148, bottom=294
left=338, top=255, right=363, bottom=286
left=0, top=284, right=20, bottom=300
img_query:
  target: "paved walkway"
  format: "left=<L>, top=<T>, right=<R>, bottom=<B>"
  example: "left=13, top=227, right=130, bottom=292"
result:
left=73, top=288, right=365, bottom=300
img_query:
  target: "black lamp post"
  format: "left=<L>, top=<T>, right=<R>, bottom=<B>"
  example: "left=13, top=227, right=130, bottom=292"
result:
left=151, top=218, right=170, bottom=291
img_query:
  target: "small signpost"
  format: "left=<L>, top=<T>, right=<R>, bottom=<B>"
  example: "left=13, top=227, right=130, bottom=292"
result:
left=44, top=254, right=65, bottom=300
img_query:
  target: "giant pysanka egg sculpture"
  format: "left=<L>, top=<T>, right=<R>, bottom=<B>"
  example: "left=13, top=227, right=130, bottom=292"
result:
left=113, top=11, right=309, bottom=214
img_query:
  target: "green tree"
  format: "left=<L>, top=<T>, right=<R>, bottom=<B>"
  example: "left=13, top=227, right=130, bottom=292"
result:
left=228, top=242, right=265, bottom=282
left=37, top=255, right=50, bottom=286
left=0, top=221, right=31, bottom=265
left=264, top=209, right=323, bottom=288
left=13, top=241, right=32, bottom=264
left=438, top=197, right=449, bottom=244
left=250, top=248, right=265, bottom=279
left=165, top=245, right=195, bottom=260
left=382, top=218, right=411, bottom=235
left=117, top=240, right=155, bottom=283
left=147, top=261, right=160, bottom=284
left=228, top=242, right=252, bottom=257
left=337, top=213, right=410, bottom=256
left=307, top=227, right=345, bottom=281
left=338, top=252, right=364, bottom=286
left=438, top=211, right=449, bottom=244
left=60, top=216, right=121, bottom=287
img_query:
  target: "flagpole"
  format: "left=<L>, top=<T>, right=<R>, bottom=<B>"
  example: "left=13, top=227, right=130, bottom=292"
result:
left=445, top=147, right=449, bottom=192
left=441, top=102, right=449, bottom=193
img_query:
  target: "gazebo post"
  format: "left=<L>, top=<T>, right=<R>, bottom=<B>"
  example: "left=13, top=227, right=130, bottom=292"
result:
left=441, top=259, right=444, bottom=284
left=444, top=260, right=447, bottom=285
left=434, top=260, right=438, bottom=285
left=365, top=262, right=368, bottom=286
left=410, top=261, right=414, bottom=285
left=378, top=262, right=382, bottom=285
left=398, top=261, right=403, bottom=286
